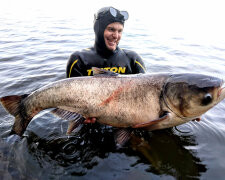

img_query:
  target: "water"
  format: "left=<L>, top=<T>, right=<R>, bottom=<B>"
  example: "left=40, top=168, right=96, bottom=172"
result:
left=1, top=0, right=225, bottom=179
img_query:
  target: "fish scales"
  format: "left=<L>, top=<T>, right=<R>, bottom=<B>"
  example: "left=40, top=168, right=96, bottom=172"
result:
left=25, top=74, right=169, bottom=127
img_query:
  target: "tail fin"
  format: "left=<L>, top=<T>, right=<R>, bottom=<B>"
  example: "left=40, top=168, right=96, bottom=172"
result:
left=0, top=94, right=29, bottom=136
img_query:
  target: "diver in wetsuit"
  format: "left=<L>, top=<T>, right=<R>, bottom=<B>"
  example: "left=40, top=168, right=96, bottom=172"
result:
left=66, top=6, right=146, bottom=78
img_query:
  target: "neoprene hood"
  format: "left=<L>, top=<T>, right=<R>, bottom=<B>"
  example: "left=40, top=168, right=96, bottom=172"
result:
left=93, top=7, right=128, bottom=58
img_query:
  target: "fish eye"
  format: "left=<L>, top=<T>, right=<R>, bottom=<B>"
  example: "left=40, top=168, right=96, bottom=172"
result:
left=201, top=93, right=212, bottom=106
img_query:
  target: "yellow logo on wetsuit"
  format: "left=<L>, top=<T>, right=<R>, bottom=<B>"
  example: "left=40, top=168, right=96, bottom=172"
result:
left=87, top=67, right=126, bottom=76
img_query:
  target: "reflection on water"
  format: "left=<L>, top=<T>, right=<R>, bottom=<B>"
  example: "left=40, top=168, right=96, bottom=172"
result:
left=130, top=130, right=207, bottom=179
left=2, top=123, right=207, bottom=179
left=1, top=1, right=225, bottom=179
left=27, top=124, right=116, bottom=177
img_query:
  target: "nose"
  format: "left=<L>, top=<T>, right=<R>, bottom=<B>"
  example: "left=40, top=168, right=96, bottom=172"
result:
left=112, top=31, right=119, bottom=39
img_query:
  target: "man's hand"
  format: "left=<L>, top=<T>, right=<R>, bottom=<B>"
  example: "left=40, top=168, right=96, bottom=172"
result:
left=84, top=117, right=97, bottom=124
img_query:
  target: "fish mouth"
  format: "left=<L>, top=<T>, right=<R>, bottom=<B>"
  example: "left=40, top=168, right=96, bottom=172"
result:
left=218, top=80, right=225, bottom=98
left=218, top=87, right=225, bottom=97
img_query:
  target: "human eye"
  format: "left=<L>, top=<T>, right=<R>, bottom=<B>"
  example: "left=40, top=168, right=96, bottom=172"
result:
left=118, top=29, right=123, bottom=33
left=108, top=27, right=115, bottom=32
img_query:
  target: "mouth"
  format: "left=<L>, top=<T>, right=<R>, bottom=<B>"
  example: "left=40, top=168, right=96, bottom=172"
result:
left=107, top=39, right=117, bottom=46
left=222, top=80, right=225, bottom=89
left=218, top=81, right=225, bottom=98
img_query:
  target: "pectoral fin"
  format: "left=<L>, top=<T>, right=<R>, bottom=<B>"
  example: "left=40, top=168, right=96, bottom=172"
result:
left=66, top=117, right=85, bottom=134
left=132, top=113, right=170, bottom=129
left=51, top=108, right=85, bottom=134
left=51, top=108, right=83, bottom=121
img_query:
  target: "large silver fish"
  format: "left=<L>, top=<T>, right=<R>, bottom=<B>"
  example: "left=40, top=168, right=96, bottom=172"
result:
left=1, top=68, right=225, bottom=145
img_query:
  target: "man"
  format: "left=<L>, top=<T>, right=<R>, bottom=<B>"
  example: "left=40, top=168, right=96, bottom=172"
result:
left=66, top=6, right=146, bottom=78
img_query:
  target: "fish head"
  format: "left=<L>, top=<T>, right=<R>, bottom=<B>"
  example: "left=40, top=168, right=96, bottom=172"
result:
left=163, top=74, right=225, bottom=119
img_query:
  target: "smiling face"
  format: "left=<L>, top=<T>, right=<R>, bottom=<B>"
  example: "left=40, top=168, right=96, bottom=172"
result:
left=104, top=22, right=124, bottom=51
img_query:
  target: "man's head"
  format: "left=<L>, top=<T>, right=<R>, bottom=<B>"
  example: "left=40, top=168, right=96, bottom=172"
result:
left=93, top=7, right=129, bottom=57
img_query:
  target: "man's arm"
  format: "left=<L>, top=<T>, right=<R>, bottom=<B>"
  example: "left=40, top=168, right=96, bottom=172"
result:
left=123, top=49, right=146, bottom=74
left=133, top=54, right=146, bottom=73
left=66, top=53, right=84, bottom=78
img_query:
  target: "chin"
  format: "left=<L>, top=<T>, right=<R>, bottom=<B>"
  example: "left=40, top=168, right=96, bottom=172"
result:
left=107, top=46, right=116, bottom=51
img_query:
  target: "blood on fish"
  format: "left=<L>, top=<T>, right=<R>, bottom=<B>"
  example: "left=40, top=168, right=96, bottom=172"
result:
left=99, top=82, right=132, bottom=106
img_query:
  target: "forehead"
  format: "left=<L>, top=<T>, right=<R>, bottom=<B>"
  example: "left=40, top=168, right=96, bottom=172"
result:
left=106, top=22, right=124, bottom=30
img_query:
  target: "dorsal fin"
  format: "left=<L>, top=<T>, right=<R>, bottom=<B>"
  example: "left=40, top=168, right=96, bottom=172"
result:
left=92, top=67, right=119, bottom=77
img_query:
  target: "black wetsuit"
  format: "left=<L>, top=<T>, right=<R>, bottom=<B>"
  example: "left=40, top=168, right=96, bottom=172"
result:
left=66, top=47, right=145, bottom=77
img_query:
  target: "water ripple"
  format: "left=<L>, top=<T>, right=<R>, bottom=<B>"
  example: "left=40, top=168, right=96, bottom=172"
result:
left=0, top=3, right=225, bottom=179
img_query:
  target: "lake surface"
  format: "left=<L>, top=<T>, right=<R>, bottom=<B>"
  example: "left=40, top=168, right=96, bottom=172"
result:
left=0, top=1, right=225, bottom=179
